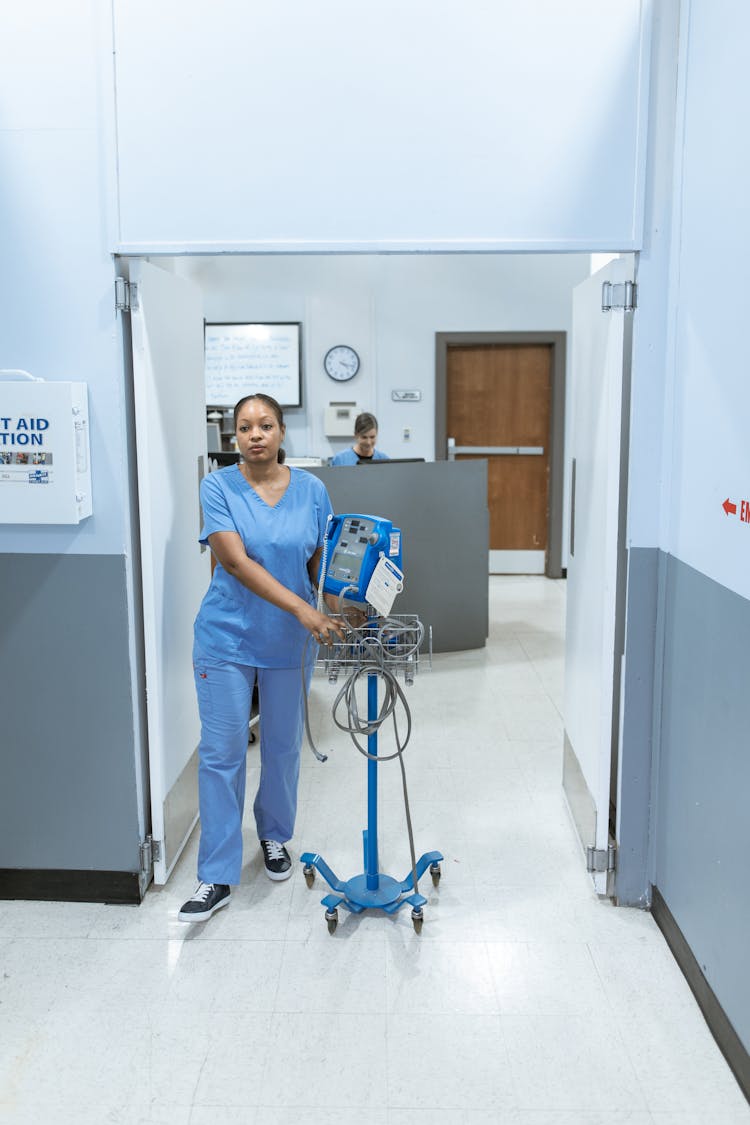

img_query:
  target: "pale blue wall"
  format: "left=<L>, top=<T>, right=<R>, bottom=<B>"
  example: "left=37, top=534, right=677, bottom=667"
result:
left=173, top=252, right=590, bottom=466
left=647, top=0, right=750, bottom=1058
left=0, top=1, right=133, bottom=558
left=660, top=1, right=750, bottom=597
left=112, top=0, right=650, bottom=252
left=626, top=0, right=681, bottom=551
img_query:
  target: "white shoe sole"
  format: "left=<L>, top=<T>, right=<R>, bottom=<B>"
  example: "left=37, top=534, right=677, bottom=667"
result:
left=178, top=892, right=231, bottom=922
left=264, top=864, right=292, bottom=882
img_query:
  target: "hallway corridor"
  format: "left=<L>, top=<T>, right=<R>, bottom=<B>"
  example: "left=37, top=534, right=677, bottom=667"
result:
left=1, top=578, right=747, bottom=1123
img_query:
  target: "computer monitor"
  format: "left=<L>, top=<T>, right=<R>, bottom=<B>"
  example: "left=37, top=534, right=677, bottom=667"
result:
left=209, top=451, right=240, bottom=468
left=357, top=457, right=425, bottom=464
left=206, top=422, right=222, bottom=451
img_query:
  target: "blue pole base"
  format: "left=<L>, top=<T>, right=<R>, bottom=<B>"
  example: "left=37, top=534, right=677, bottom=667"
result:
left=300, top=848, right=444, bottom=922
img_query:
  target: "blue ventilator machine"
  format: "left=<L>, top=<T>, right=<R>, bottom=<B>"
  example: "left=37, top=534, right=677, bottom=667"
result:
left=301, top=513, right=443, bottom=933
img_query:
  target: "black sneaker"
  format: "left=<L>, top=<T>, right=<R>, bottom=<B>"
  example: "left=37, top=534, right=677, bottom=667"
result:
left=260, top=839, right=292, bottom=881
left=178, top=882, right=231, bottom=922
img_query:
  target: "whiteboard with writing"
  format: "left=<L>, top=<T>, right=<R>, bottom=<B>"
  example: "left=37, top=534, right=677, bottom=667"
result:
left=205, top=322, right=302, bottom=407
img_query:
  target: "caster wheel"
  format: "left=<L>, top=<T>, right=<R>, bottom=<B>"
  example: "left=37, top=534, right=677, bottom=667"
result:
left=303, top=864, right=315, bottom=888
left=325, top=909, right=338, bottom=935
left=411, top=908, right=424, bottom=934
left=430, top=863, right=441, bottom=886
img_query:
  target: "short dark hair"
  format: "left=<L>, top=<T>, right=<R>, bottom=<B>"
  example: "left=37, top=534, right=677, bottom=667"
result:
left=354, top=412, right=378, bottom=436
left=233, top=393, right=286, bottom=463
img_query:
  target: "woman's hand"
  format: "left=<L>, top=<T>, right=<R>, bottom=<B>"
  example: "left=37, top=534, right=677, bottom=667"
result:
left=297, top=604, right=347, bottom=645
left=341, top=604, right=369, bottom=629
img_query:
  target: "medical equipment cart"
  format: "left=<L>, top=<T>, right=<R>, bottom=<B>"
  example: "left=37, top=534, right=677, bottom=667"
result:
left=301, top=614, right=443, bottom=933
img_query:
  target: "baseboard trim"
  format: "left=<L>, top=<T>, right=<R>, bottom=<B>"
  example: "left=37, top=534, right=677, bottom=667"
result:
left=652, top=885, right=750, bottom=1103
left=0, top=868, right=142, bottom=905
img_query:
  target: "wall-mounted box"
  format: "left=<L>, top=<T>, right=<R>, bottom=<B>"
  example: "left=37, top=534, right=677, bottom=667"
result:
left=0, top=380, right=92, bottom=524
left=325, top=402, right=359, bottom=438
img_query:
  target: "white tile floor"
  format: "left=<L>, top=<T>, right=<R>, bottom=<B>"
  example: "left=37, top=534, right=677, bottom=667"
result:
left=1, top=577, right=748, bottom=1124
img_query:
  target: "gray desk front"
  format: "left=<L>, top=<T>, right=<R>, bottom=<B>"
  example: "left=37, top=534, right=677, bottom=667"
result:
left=308, top=461, right=488, bottom=653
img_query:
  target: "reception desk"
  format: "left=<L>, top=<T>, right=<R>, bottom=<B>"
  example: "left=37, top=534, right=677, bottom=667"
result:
left=308, top=461, right=488, bottom=653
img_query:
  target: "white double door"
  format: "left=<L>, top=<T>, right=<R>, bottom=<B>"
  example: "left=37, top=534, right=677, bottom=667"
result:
left=564, top=256, right=634, bottom=894
left=129, top=260, right=210, bottom=883
left=127, top=253, right=634, bottom=893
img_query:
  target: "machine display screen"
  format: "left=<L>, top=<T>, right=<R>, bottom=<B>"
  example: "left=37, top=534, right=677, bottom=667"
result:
left=329, top=516, right=375, bottom=583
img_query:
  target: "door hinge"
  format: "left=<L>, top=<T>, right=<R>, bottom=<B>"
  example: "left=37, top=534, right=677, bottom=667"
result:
left=586, top=844, right=617, bottom=873
left=139, top=834, right=162, bottom=874
left=601, top=280, right=637, bottom=312
left=115, top=277, right=139, bottom=313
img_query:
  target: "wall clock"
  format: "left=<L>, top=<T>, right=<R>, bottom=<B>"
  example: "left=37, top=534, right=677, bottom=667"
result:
left=324, top=345, right=360, bottom=382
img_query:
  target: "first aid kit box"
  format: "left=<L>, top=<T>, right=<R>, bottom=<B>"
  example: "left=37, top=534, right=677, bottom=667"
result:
left=0, top=380, right=92, bottom=524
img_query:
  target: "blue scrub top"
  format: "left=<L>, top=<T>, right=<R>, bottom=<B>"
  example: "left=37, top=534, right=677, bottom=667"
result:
left=330, top=447, right=389, bottom=466
left=194, top=464, right=333, bottom=668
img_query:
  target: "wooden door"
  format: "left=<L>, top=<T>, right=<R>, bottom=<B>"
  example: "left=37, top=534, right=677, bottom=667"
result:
left=446, top=343, right=552, bottom=573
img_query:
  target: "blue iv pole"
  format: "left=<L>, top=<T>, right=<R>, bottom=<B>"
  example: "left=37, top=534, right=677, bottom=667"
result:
left=301, top=660, right=443, bottom=935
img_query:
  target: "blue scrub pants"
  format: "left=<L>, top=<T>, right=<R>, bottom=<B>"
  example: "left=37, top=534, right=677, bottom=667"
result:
left=193, top=648, right=313, bottom=885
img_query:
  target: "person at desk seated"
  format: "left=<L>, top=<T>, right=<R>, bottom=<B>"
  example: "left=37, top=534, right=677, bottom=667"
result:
left=330, top=412, right=390, bottom=465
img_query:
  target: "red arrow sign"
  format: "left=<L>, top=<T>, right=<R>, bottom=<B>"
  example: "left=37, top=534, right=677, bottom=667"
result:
left=723, top=498, right=737, bottom=516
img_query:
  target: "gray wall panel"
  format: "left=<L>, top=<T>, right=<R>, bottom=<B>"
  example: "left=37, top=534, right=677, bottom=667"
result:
left=656, top=555, right=750, bottom=1050
left=309, top=462, right=488, bottom=652
left=0, top=554, right=141, bottom=872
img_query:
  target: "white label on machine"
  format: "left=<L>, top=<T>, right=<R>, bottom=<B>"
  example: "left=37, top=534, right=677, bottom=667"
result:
left=365, top=555, right=404, bottom=616
left=389, top=532, right=400, bottom=557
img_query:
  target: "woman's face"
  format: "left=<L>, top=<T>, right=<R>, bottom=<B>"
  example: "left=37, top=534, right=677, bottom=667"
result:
left=235, top=399, right=285, bottom=466
left=354, top=427, right=377, bottom=457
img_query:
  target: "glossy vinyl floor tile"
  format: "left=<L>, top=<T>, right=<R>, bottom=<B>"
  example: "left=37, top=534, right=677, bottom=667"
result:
left=1, top=577, right=747, bottom=1124
left=386, top=1012, right=514, bottom=1110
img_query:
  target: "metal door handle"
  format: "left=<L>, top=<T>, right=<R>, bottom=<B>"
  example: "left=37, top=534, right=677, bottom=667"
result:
left=447, top=438, right=544, bottom=461
left=569, top=457, right=576, bottom=558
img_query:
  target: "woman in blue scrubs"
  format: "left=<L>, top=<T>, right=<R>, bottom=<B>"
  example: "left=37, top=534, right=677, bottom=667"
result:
left=330, top=411, right=389, bottom=465
left=179, top=393, right=346, bottom=922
